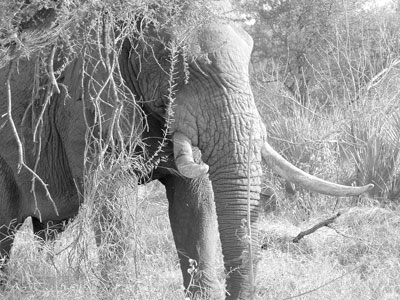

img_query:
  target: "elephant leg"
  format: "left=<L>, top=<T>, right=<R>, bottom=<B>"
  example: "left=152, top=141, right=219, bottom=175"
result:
left=160, top=174, right=224, bottom=300
left=0, top=220, right=20, bottom=268
left=0, top=157, right=22, bottom=281
left=93, top=175, right=137, bottom=290
left=31, top=218, right=67, bottom=266
left=32, top=217, right=67, bottom=242
left=0, top=220, right=20, bottom=287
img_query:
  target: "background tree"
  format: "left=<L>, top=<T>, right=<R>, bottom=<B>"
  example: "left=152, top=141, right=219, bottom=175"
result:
left=237, top=0, right=400, bottom=107
left=234, top=0, right=400, bottom=202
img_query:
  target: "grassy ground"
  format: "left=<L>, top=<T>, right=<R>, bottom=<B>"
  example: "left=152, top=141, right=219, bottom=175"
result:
left=1, top=180, right=399, bottom=300
left=1, top=181, right=184, bottom=300
left=257, top=205, right=400, bottom=299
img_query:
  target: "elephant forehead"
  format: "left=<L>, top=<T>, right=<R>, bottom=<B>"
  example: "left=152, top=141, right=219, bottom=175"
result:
left=186, top=23, right=253, bottom=63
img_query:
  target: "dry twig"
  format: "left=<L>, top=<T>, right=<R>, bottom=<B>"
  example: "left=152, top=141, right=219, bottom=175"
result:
left=292, top=212, right=341, bottom=243
left=6, top=60, right=59, bottom=220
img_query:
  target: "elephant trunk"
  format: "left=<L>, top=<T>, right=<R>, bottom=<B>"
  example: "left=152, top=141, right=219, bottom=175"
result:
left=212, top=175, right=260, bottom=300
left=204, top=119, right=263, bottom=300
left=172, top=119, right=261, bottom=299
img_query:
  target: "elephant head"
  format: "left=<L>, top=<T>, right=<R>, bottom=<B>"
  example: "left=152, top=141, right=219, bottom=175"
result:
left=119, top=7, right=373, bottom=300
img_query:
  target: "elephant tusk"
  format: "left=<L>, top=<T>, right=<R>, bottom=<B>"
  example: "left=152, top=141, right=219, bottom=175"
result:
left=173, top=132, right=209, bottom=178
left=261, top=142, right=374, bottom=197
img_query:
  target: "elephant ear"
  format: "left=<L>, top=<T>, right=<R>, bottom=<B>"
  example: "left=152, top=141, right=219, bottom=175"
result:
left=121, top=33, right=184, bottom=119
left=121, top=1, right=237, bottom=118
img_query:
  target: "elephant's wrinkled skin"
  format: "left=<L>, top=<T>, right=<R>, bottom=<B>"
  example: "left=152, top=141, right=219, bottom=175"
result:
left=0, top=10, right=373, bottom=300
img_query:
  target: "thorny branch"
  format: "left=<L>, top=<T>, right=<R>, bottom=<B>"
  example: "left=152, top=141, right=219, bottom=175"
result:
left=6, top=60, right=59, bottom=220
left=83, top=16, right=146, bottom=175
left=144, top=41, right=179, bottom=172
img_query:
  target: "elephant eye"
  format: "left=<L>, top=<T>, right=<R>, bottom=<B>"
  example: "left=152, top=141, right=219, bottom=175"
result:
left=154, top=102, right=168, bottom=115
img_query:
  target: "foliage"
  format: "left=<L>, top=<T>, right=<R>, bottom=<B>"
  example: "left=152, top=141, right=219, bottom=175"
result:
left=0, top=0, right=224, bottom=67
left=239, top=0, right=400, bottom=106
left=0, top=0, right=223, bottom=166
left=310, top=6, right=400, bottom=107
left=0, top=0, right=225, bottom=182
left=339, top=89, right=400, bottom=202
left=248, top=0, right=400, bottom=206
left=238, top=0, right=344, bottom=104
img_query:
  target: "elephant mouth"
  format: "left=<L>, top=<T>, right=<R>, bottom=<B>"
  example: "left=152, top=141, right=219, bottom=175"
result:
left=173, top=131, right=373, bottom=196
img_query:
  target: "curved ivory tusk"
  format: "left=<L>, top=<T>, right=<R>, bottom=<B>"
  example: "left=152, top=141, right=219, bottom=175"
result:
left=173, top=132, right=209, bottom=178
left=261, top=142, right=374, bottom=197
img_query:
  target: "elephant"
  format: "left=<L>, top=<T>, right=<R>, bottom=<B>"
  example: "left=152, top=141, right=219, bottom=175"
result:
left=0, top=2, right=373, bottom=300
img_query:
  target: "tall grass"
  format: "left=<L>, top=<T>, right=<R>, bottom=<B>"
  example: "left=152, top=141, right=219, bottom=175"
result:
left=254, top=77, right=345, bottom=221
left=251, top=10, right=400, bottom=299
left=3, top=185, right=400, bottom=299
left=253, top=10, right=400, bottom=215
left=1, top=181, right=185, bottom=300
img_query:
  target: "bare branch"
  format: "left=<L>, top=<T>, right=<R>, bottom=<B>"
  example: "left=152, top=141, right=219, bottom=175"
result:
left=48, top=44, right=60, bottom=94
left=6, top=60, right=59, bottom=219
left=292, top=212, right=341, bottom=243
left=6, top=61, right=24, bottom=171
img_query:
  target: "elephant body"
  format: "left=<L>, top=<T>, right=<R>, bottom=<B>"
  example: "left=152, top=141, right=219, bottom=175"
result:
left=0, top=51, right=223, bottom=297
left=0, top=58, right=82, bottom=240
left=0, top=3, right=373, bottom=300
left=120, top=20, right=264, bottom=298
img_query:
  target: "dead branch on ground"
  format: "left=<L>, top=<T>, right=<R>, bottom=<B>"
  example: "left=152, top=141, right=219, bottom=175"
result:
left=292, top=212, right=341, bottom=243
